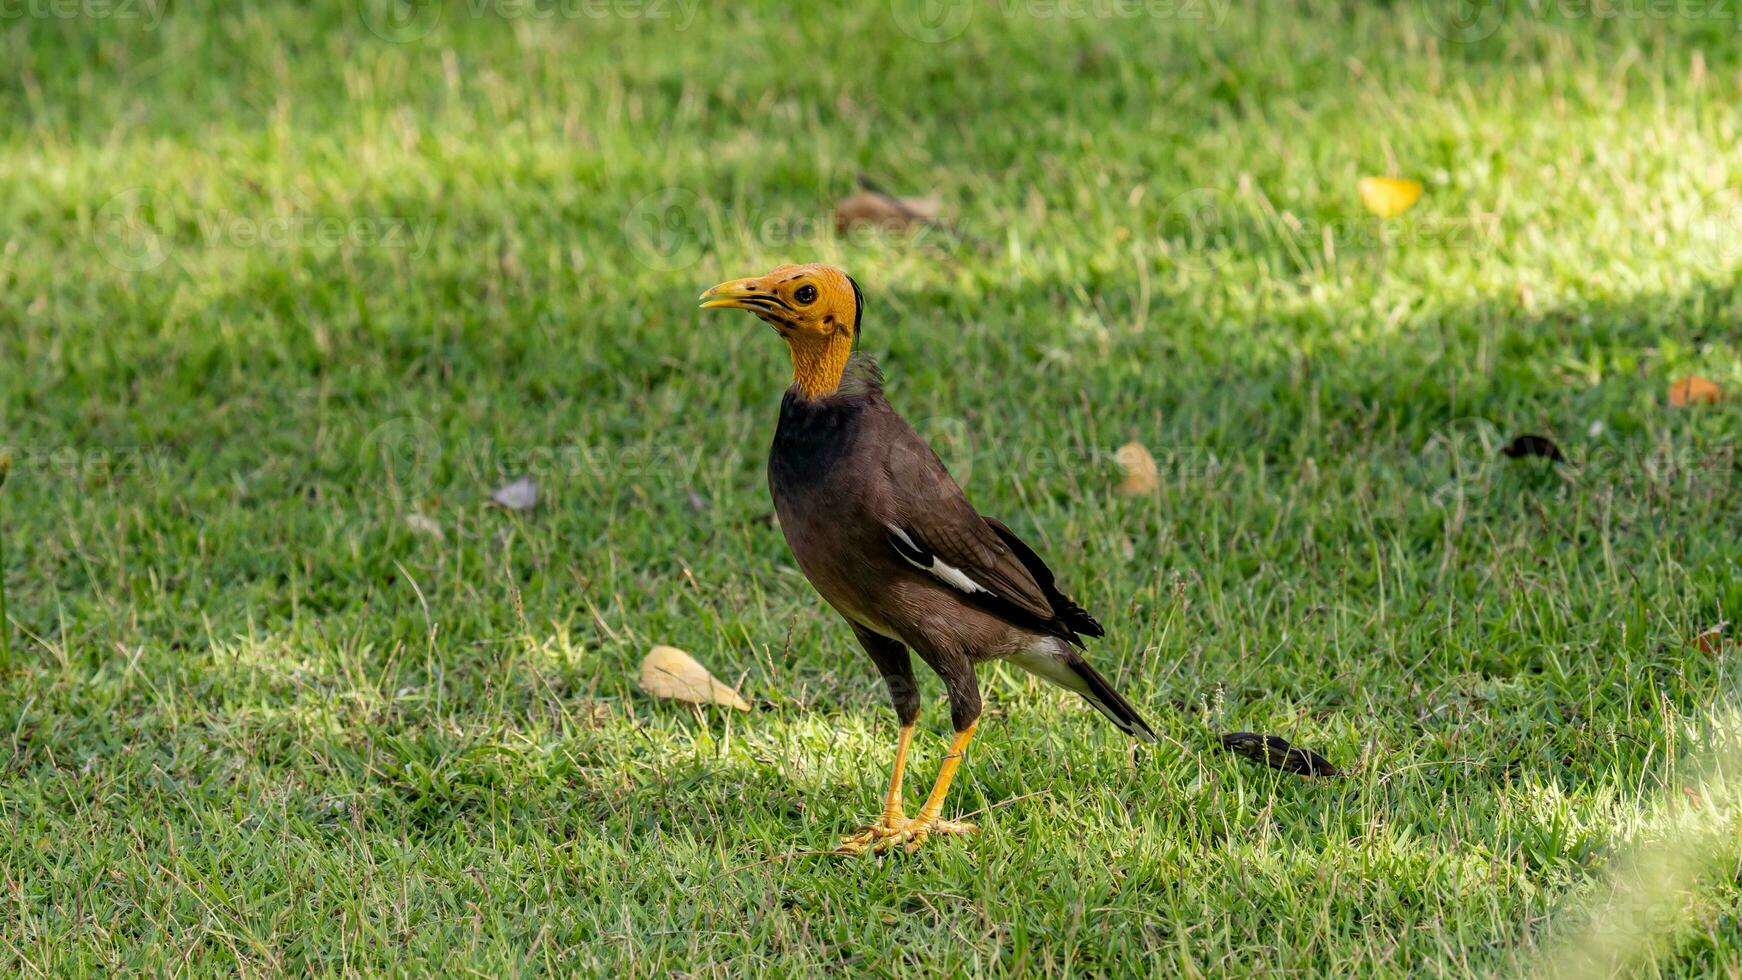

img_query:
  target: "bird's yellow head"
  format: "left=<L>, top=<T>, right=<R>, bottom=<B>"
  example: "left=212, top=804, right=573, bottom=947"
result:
left=700, top=263, right=863, bottom=399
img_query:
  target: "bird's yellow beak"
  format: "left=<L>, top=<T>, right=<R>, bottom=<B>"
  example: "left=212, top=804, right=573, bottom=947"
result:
left=699, top=276, right=774, bottom=312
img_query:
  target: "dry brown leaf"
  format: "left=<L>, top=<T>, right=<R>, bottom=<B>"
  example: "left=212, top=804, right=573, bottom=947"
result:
left=1357, top=176, right=1423, bottom=219
left=1115, top=442, right=1159, bottom=495
left=1694, top=625, right=1727, bottom=655
left=638, top=645, right=750, bottom=711
left=1668, top=375, right=1723, bottom=407
left=834, top=190, right=941, bottom=234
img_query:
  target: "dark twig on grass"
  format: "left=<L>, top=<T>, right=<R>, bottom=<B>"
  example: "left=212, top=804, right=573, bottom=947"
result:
left=1501, top=433, right=1566, bottom=463
left=1220, top=732, right=1341, bottom=777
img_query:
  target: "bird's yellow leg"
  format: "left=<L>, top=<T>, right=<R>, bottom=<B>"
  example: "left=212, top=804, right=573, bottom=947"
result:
left=874, top=721, right=979, bottom=854
left=836, top=723, right=915, bottom=854
left=879, top=722, right=915, bottom=824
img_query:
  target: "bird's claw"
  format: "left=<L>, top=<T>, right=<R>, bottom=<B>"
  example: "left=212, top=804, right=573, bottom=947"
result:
left=835, top=815, right=906, bottom=855
left=879, top=816, right=978, bottom=854
left=836, top=816, right=976, bottom=855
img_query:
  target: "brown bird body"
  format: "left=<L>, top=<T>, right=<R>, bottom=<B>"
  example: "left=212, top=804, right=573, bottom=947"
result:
left=702, top=263, right=1154, bottom=853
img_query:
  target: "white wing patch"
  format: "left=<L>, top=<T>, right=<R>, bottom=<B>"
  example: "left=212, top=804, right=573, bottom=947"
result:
left=887, top=525, right=992, bottom=596
left=925, top=559, right=992, bottom=596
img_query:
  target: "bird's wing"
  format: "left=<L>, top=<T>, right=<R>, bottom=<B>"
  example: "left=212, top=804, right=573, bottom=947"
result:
left=982, top=517, right=1104, bottom=640
left=875, top=411, right=1101, bottom=644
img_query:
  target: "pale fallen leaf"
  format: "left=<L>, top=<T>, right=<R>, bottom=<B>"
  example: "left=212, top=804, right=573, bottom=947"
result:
left=1668, top=375, right=1723, bottom=407
left=490, top=476, right=538, bottom=511
left=405, top=513, right=446, bottom=541
left=638, top=645, right=750, bottom=711
left=1358, top=176, right=1423, bottom=219
left=1115, top=441, right=1159, bottom=495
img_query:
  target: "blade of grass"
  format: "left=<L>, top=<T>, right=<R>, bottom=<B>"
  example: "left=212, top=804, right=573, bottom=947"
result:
left=0, top=452, right=9, bottom=671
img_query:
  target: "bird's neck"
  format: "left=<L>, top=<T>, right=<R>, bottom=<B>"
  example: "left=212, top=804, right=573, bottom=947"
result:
left=787, top=330, right=854, bottom=400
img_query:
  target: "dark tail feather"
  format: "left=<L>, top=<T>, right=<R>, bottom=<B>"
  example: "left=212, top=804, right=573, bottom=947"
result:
left=1069, top=659, right=1157, bottom=743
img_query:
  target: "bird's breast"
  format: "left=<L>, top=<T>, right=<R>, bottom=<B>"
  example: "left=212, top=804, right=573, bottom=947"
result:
left=768, top=389, right=865, bottom=493
left=766, top=391, right=898, bottom=632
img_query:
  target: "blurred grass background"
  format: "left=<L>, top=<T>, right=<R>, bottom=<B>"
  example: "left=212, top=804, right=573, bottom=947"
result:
left=2, top=0, right=1741, bottom=973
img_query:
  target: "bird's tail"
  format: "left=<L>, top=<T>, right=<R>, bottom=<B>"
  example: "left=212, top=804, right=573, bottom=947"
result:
left=1007, top=645, right=1157, bottom=743
left=1067, top=658, right=1158, bottom=743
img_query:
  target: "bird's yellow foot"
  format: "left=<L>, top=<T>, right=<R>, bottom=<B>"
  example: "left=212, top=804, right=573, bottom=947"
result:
left=842, top=815, right=977, bottom=855
left=835, top=814, right=907, bottom=855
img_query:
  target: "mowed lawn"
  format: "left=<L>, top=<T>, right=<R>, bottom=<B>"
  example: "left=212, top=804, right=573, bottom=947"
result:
left=4, top=1, right=1742, bottom=974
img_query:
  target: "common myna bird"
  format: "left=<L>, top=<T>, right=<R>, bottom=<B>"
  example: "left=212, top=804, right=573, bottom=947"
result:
left=701, top=264, right=1156, bottom=853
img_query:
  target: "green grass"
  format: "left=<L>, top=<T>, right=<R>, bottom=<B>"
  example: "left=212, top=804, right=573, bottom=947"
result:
left=4, top=0, right=1742, bottom=973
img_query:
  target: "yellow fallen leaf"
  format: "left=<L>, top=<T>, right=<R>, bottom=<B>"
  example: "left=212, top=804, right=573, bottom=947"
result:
left=1358, top=176, right=1423, bottom=219
left=1115, top=442, right=1159, bottom=495
left=638, top=645, right=750, bottom=711
left=1668, top=375, right=1723, bottom=407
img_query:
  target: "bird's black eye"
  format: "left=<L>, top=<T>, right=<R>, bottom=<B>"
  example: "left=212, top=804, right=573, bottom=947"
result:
left=795, top=284, right=818, bottom=304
